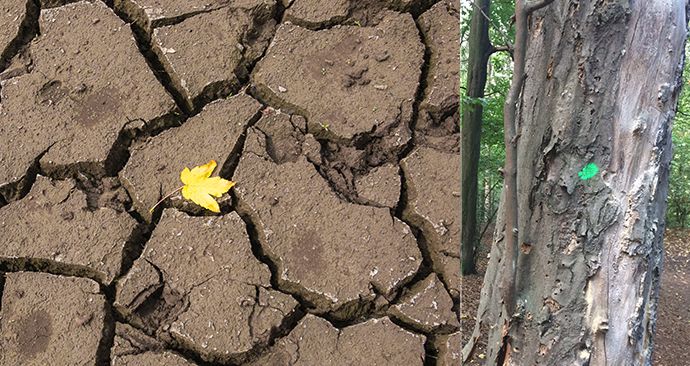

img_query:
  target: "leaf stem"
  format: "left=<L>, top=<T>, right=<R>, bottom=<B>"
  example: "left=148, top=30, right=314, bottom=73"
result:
left=149, top=186, right=184, bottom=213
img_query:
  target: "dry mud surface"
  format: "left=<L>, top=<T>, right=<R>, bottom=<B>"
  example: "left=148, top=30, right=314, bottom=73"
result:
left=0, top=0, right=459, bottom=365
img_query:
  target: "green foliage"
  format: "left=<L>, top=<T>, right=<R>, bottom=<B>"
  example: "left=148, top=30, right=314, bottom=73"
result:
left=488, top=0, right=515, bottom=47
left=473, top=1, right=514, bottom=226
left=667, top=44, right=690, bottom=227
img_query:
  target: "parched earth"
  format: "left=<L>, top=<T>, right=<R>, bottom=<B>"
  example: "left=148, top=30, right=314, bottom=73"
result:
left=0, top=0, right=460, bottom=365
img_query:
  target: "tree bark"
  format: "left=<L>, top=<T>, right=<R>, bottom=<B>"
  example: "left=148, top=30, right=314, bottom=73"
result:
left=461, top=0, right=492, bottom=275
left=465, top=1, right=688, bottom=365
left=483, top=176, right=491, bottom=222
left=497, top=0, right=533, bottom=338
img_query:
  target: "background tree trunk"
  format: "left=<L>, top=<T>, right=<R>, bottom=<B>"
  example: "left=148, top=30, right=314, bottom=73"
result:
left=465, top=1, right=688, bottom=364
left=461, top=0, right=492, bottom=275
left=484, top=176, right=491, bottom=222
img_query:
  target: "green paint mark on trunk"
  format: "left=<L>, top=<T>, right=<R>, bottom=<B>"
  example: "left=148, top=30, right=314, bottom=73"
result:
left=578, top=163, right=599, bottom=180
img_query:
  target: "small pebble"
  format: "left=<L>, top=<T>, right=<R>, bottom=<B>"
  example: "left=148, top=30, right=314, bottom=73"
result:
left=375, top=52, right=389, bottom=62
left=60, top=211, right=74, bottom=221
left=76, top=313, right=93, bottom=327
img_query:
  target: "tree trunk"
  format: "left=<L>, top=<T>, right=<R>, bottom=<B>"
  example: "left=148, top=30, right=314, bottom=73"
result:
left=676, top=158, right=687, bottom=226
left=466, top=1, right=688, bottom=364
left=484, top=175, right=491, bottom=223
left=461, top=0, right=492, bottom=275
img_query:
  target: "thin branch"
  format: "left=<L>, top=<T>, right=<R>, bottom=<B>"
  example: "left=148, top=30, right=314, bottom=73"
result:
left=497, top=0, right=532, bottom=360
left=479, top=205, right=499, bottom=243
left=483, top=89, right=503, bottom=97
left=525, top=0, right=556, bottom=13
left=490, top=43, right=514, bottom=58
left=491, top=44, right=513, bottom=53
left=676, top=109, right=690, bottom=117
left=483, top=177, right=502, bottom=204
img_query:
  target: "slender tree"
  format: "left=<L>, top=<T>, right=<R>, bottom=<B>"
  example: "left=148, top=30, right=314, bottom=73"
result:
left=464, top=1, right=687, bottom=364
left=461, top=0, right=493, bottom=274
left=461, top=0, right=513, bottom=274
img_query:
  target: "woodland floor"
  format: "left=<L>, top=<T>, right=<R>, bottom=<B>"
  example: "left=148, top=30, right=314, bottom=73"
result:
left=462, top=226, right=690, bottom=365
left=0, top=0, right=460, bottom=365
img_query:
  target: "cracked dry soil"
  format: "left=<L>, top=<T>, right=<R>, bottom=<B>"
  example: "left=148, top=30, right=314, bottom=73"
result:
left=0, top=0, right=459, bottom=365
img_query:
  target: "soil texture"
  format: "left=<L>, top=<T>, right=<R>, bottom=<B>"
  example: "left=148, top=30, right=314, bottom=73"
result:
left=0, top=0, right=460, bottom=365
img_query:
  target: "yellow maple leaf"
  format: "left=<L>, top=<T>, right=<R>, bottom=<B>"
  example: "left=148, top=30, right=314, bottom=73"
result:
left=149, top=160, right=235, bottom=213
left=180, top=160, right=234, bottom=213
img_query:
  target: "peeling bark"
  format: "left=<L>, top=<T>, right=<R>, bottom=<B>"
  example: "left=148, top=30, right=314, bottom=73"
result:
left=466, top=1, right=688, bottom=365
